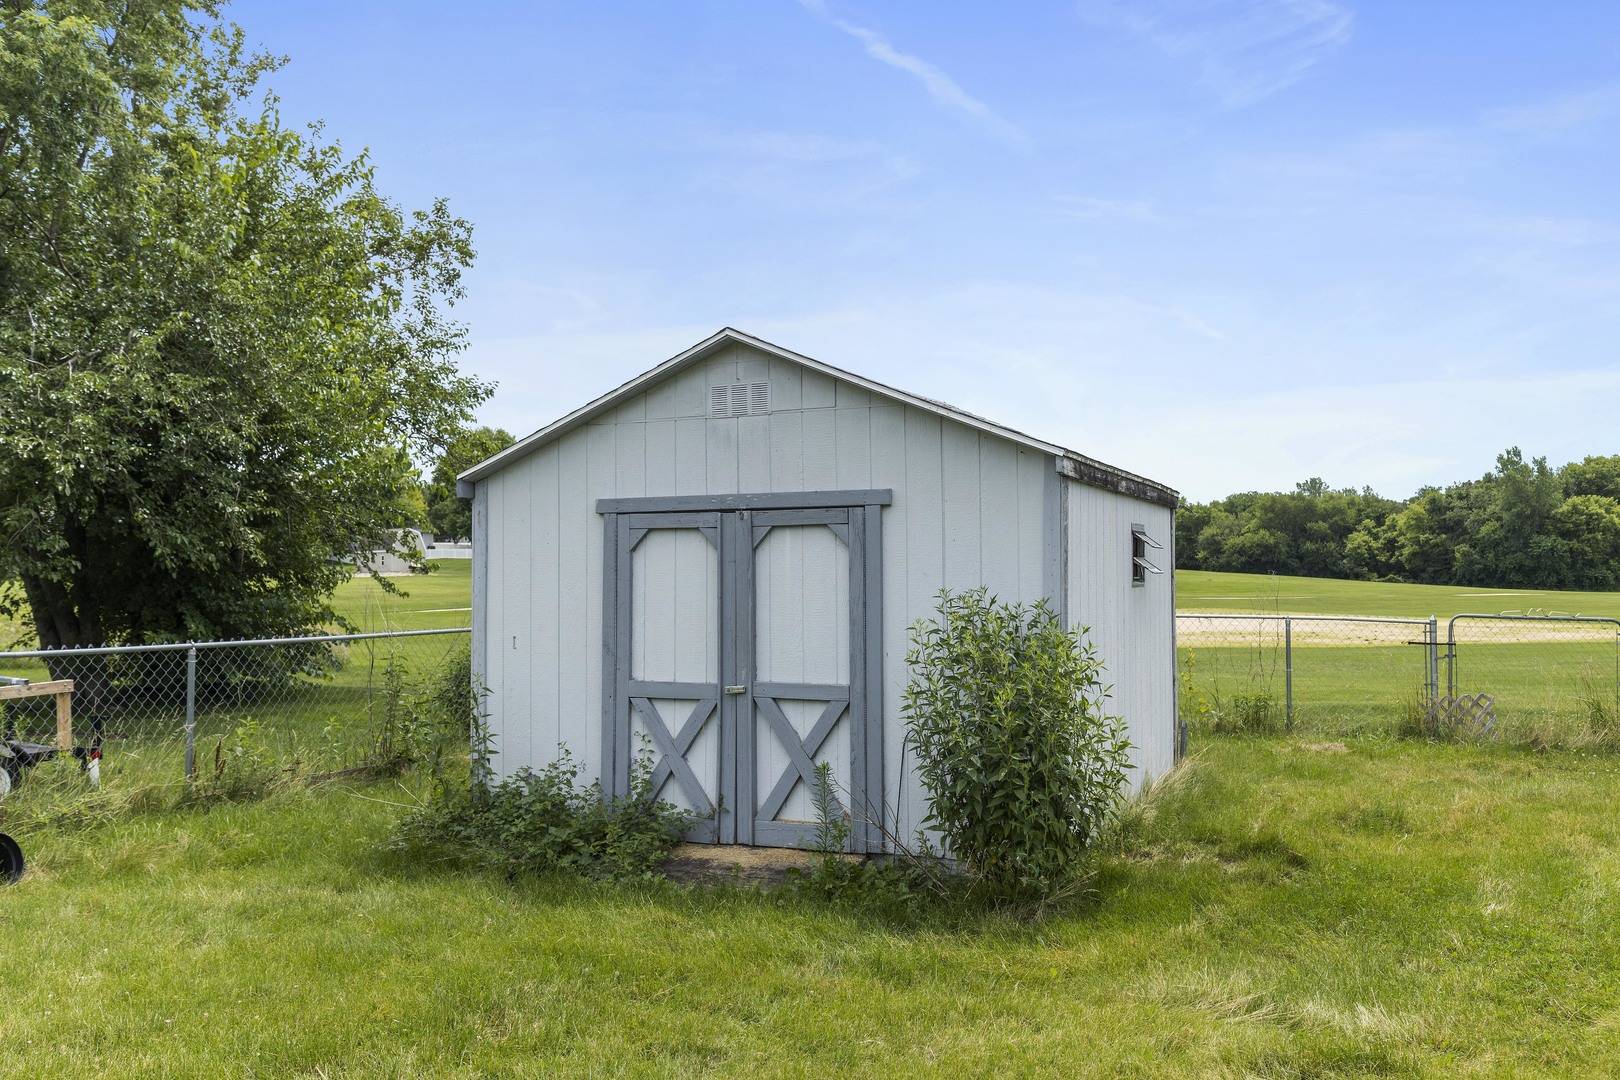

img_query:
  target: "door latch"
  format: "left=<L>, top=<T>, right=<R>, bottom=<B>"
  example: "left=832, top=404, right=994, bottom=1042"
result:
left=724, top=685, right=747, bottom=695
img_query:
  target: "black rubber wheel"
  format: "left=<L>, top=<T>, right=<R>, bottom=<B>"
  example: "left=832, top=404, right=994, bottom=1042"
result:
left=0, top=833, right=22, bottom=884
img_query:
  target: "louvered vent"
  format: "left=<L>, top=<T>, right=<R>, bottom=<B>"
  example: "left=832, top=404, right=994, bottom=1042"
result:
left=708, top=381, right=770, bottom=417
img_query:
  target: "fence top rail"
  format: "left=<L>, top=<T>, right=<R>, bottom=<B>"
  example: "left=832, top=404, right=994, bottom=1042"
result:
left=1176, top=612, right=1431, bottom=627
left=1447, top=612, right=1620, bottom=637
left=0, top=626, right=471, bottom=661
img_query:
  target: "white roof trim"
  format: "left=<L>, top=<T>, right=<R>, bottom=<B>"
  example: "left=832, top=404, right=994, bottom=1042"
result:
left=456, top=327, right=1177, bottom=503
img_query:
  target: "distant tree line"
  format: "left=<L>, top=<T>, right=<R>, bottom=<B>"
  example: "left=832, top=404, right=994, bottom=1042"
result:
left=1176, top=450, right=1620, bottom=590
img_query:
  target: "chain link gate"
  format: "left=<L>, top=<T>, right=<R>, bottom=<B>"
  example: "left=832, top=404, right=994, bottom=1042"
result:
left=1443, top=614, right=1620, bottom=739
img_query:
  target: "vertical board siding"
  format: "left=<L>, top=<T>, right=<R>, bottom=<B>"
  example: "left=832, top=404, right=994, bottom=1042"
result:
left=940, top=422, right=981, bottom=591
left=738, top=414, right=770, bottom=491
left=483, top=470, right=505, bottom=759
left=705, top=418, right=739, bottom=494
left=768, top=412, right=804, bottom=491
left=581, top=424, right=617, bottom=783
left=481, top=342, right=1079, bottom=844
left=1065, top=481, right=1176, bottom=788
left=800, top=409, right=838, bottom=490
left=644, top=420, right=676, bottom=496
left=674, top=418, right=707, bottom=495
left=977, top=439, right=1020, bottom=600
left=867, top=405, right=910, bottom=841
left=531, top=444, right=561, bottom=761
left=471, top=482, right=490, bottom=744
left=556, top=430, right=589, bottom=764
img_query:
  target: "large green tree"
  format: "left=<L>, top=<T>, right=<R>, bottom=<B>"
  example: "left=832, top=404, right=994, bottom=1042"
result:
left=0, top=0, right=489, bottom=651
left=424, top=424, right=513, bottom=542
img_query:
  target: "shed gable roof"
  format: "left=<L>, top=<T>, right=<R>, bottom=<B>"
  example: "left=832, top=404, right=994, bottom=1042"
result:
left=457, top=327, right=1177, bottom=506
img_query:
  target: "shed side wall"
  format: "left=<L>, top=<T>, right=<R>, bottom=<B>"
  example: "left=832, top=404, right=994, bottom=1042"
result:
left=1065, top=481, right=1177, bottom=787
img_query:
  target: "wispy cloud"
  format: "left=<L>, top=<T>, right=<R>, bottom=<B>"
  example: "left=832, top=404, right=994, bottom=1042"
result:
left=1485, top=83, right=1620, bottom=134
left=1054, top=194, right=1167, bottom=224
left=689, top=129, right=921, bottom=207
left=1079, top=0, right=1353, bottom=107
left=796, top=0, right=1028, bottom=146
left=709, top=131, right=904, bottom=165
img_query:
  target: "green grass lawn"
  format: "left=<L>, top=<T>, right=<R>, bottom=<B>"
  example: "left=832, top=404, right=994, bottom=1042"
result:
left=332, top=559, right=472, bottom=632
left=1181, top=568, right=1620, bottom=620
left=3, top=735, right=1619, bottom=1076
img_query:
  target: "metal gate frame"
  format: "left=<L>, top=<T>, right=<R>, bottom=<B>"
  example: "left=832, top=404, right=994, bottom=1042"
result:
left=597, top=489, right=891, bottom=852
left=1446, top=612, right=1620, bottom=703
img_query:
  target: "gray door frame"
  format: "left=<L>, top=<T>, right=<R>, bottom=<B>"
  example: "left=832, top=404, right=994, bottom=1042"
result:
left=608, top=510, right=725, bottom=843
left=598, top=489, right=889, bottom=852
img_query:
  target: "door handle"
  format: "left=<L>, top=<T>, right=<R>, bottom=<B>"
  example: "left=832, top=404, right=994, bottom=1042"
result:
left=724, top=685, right=747, bottom=695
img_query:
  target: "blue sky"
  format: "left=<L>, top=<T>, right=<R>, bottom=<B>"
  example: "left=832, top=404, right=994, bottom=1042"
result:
left=234, top=1, right=1620, bottom=501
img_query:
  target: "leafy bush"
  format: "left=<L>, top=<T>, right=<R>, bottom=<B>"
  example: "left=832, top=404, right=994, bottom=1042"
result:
left=902, top=588, right=1132, bottom=905
left=386, top=745, right=693, bottom=882
left=194, top=716, right=292, bottom=801
left=369, top=651, right=473, bottom=772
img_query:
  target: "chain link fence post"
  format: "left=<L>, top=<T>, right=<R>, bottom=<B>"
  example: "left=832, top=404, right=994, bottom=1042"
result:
left=1446, top=617, right=1457, bottom=701
left=1284, top=616, right=1294, bottom=731
left=184, top=644, right=198, bottom=780
left=1427, top=615, right=1439, bottom=708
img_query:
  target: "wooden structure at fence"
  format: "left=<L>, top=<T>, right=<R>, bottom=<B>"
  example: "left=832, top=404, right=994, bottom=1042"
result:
left=0, top=679, right=75, bottom=749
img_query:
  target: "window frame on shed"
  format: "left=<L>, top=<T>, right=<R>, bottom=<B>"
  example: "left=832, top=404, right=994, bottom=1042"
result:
left=1131, top=523, right=1163, bottom=586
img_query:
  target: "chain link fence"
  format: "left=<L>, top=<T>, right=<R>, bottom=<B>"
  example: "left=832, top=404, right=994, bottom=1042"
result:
left=1177, top=614, right=1433, bottom=735
left=0, top=628, right=470, bottom=792
left=1178, top=612, right=1620, bottom=747
left=12, top=611, right=1611, bottom=791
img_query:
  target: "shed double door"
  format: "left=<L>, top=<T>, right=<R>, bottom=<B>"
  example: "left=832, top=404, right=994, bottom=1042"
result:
left=606, top=504, right=881, bottom=851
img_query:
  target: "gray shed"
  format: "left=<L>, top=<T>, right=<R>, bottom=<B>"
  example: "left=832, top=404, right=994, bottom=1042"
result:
left=457, top=328, right=1178, bottom=852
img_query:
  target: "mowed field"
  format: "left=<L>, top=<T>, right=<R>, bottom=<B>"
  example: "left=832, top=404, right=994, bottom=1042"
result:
left=345, top=565, right=1620, bottom=624
left=332, top=559, right=473, bottom=631
left=1180, top=569, right=1620, bottom=621
left=9, top=563, right=1612, bottom=640
left=0, top=561, right=472, bottom=648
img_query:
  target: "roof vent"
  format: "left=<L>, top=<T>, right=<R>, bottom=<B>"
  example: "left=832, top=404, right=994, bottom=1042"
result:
left=708, top=381, right=770, bottom=418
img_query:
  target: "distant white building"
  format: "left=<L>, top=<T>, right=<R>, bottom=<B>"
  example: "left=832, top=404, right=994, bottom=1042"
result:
left=354, top=529, right=428, bottom=576
left=428, top=542, right=472, bottom=560
left=457, top=329, right=1179, bottom=852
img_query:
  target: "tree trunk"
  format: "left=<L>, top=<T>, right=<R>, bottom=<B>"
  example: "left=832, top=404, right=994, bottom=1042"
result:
left=20, top=571, right=109, bottom=745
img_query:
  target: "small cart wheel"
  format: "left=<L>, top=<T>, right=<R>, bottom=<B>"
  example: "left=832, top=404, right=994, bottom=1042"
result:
left=0, top=833, right=22, bottom=883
